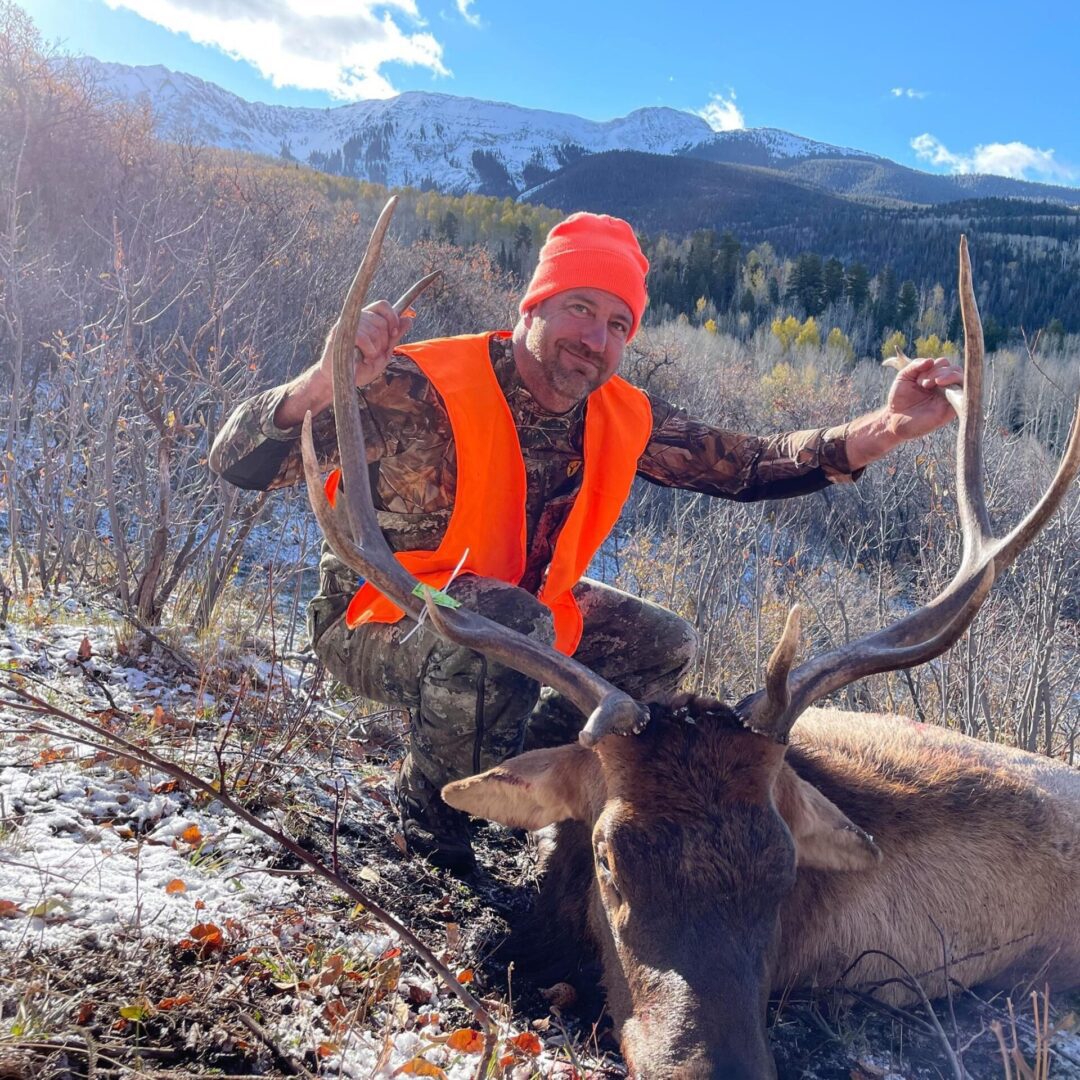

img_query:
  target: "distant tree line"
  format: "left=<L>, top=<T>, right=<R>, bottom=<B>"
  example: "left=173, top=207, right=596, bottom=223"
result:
left=641, top=227, right=1070, bottom=358
left=516, top=150, right=1080, bottom=345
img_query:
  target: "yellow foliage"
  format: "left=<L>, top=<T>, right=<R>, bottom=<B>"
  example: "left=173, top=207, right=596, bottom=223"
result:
left=914, top=334, right=958, bottom=358
left=771, top=314, right=800, bottom=350
left=794, top=316, right=821, bottom=349
left=881, top=330, right=908, bottom=360
left=773, top=315, right=821, bottom=350
left=826, top=327, right=854, bottom=362
left=704, top=318, right=718, bottom=334
left=761, top=360, right=818, bottom=400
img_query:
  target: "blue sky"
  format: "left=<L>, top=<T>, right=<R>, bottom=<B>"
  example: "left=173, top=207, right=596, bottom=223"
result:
left=22, top=0, right=1080, bottom=186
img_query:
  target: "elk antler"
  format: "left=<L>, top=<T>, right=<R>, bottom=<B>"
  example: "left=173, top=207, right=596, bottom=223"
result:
left=736, top=236, right=1080, bottom=740
left=301, top=197, right=649, bottom=748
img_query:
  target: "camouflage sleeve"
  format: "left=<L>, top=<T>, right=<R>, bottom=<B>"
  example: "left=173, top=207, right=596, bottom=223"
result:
left=638, top=395, right=862, bottom=502
left=208, top=356, right=438, bottom=492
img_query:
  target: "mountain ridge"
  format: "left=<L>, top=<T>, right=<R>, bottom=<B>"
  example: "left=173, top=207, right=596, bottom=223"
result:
left=82, top=57, right=1080, bottom=208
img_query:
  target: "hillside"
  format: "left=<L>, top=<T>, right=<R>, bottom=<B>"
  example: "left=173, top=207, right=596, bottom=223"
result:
left=521, top=150, right=1080, bottom=332
left=685, top=132, right=1080, bottom=206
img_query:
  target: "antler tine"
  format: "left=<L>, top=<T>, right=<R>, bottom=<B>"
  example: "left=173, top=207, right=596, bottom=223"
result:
left=737, top=236, right=1080, bottom=739
left=420, top=598, right=648, bottom=747
left=742, top=606, right=800, bottom=739
left=954, top=235, right=993, bottom=559
left=305, top=198, right=648, bottom=748
left=393, top=272, right=442, bottom=316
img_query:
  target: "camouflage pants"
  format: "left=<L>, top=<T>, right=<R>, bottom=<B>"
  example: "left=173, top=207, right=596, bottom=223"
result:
left=313, top=576, right=698, bottom=797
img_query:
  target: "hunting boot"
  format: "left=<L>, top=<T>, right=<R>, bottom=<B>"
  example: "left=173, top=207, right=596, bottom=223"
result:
left=395, top=754, right=475, bottom=874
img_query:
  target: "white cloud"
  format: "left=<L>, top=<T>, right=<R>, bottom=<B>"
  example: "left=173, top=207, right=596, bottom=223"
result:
left=698, top=91, right=744, bottom=132
left=455, top=0, right=481, bottom=27
left=103, top=0, right=449, bottom=100
left=890, top=87, right=927, bottom=99
left=911, top=132, right=1076, bottom=182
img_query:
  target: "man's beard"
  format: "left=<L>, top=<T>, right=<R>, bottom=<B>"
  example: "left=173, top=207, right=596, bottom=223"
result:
left=525, top=322, right=602, bottom=403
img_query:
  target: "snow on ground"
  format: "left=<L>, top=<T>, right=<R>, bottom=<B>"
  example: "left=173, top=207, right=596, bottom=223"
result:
left=0, top=754, right=297, bottom=955
left=0, top=596, right=602, bottom=1078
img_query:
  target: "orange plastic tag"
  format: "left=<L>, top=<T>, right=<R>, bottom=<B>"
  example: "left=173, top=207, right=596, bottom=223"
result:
left=324, top=468, right=342, bottom=506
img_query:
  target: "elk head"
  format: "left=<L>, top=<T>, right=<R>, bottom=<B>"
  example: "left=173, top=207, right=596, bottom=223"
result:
left=303, top=205, right=1080, bottom=1079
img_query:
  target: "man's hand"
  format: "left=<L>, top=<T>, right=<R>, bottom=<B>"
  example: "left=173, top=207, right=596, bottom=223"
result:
left=883, top=355, right=964, bottom=441
left=841, top=355, right=964, bottom=471
left=272, top=300, right=413, bottom=429
left=319, top=300, right=414, bottom=391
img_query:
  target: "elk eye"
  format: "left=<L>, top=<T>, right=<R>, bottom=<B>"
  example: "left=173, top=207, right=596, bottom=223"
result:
left=595, top=843, right=620, bottom=896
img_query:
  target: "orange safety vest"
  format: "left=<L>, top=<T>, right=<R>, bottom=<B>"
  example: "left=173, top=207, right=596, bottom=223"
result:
left=333, top=331, right=653, bottom=655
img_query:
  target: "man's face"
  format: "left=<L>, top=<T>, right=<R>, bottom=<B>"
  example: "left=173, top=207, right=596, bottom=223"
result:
left=517, top=287, right=633, bottom=413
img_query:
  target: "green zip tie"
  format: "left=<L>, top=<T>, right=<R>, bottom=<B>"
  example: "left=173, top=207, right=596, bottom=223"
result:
left=412, top=583, right=462, bottom=609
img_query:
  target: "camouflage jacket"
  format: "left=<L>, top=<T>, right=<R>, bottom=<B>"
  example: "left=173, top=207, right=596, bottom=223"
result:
left=209, top=335, right=859, bottom=623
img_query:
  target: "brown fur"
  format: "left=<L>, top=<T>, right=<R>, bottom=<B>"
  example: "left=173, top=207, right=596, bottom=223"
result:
left=779, top=708, right=1080, bottom=998
left=445, top=698, right=1080, bottom=1079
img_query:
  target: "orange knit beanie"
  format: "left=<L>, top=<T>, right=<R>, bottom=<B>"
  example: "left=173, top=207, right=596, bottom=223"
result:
left=519, top=212, right=649, bottom=339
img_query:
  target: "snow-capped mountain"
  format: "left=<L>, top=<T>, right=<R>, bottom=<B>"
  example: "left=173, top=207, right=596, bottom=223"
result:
left=82, top=59, right=1079, bottom=208
left=83, top=58, right=873, bottom=197
left=84, top=59, right=715, bottom=195
left=685, top=127, right=881, bottom=168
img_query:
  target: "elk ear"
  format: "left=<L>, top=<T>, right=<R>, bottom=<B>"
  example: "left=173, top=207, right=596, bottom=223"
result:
left=774, top=766, right=882, bottom=871
left=442, top=744, right=601, bottom=831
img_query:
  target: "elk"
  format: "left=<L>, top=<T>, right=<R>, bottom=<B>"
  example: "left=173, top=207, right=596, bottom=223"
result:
left=301, top=199, right=1080, bottom=1079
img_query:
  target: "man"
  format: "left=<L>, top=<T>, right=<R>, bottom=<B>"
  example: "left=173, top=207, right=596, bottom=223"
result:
left=210, top=212, right=961, bottom=872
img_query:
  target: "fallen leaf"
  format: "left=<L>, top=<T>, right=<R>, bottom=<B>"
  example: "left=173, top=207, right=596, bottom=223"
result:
left=0, top=900, right=22, bottom=919
left=186, top=922, right=224, bottom=955
left=75, top=1001, right=95, bottom=1025
left=407, top=983, right=432, bottom=1006
left=119, top=1002, right=153, bottom=1022
left=77, top=636, right=92, bottom=661
left=319, top=953, right=345, bottom=985
left=394, top=1058, right=447, bottom=1078
left=29, top=897, right=67, bottom=919
left=35, top=747, right=71, bottom=767
left=181, top=824, right=203, bottom=845
left=445, top=1028, right=484, bottom=1054
left=506, top=1031, right=542, bottom=1056
left=322, top=999, right=348, bottom=1029
left=1056, top=1010, right=1079, bottom=1034
left=456, top=968, right=474, bottom=985
left=157, top=995, right=193, bottom=1010
left=316, top=1042, right=337, bottom=1059
left=164, top=879, right=187, bottom=895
